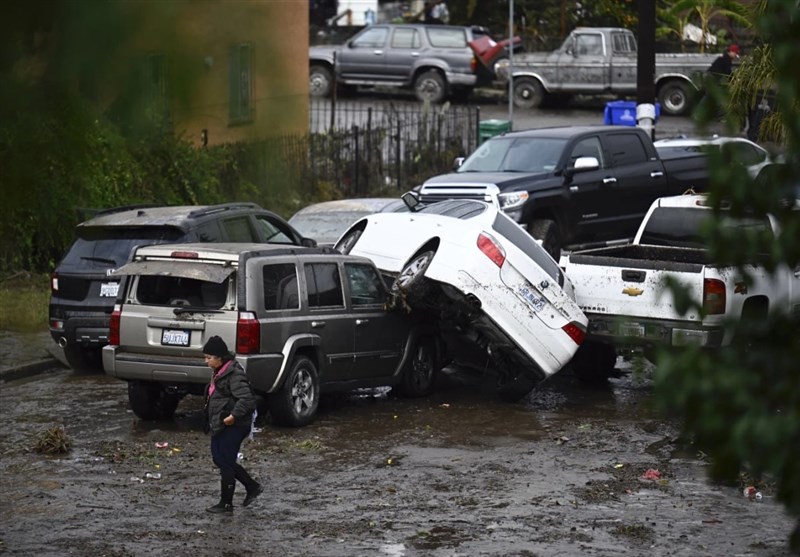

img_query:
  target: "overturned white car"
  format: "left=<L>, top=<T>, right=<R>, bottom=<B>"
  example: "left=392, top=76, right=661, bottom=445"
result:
left=335, top=193, right=588, bottom=401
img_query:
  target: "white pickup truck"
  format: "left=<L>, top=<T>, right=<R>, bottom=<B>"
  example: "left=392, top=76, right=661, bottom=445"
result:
left=561, top=194, right=800, bottom=380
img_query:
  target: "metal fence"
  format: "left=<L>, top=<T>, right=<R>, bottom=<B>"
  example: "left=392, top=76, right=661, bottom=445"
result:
left=307, top=99, right=481, bottom=196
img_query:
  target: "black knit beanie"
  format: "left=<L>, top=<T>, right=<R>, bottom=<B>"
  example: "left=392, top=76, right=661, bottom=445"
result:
left=203, top=335, right=230, bottom=358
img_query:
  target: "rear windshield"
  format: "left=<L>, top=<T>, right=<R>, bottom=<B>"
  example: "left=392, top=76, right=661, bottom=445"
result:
left=419, top=199, right=487, bottom=219
left=58, top=226, right=183, bottom=270
left=492, top=214, right=563, bottom=286
left=639, top=207, right=774, bottom=249
left=134, top=275, right=229, bottom=309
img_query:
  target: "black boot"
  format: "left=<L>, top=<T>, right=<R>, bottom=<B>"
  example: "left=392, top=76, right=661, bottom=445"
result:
left=235, top=463, right=263, bottom=507
left=206, top=480, right=235, bottom=514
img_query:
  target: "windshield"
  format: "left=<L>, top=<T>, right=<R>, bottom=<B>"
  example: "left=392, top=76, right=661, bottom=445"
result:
left=289, top=212, right=370, bottom=245
left=458, top=137, right=567, bottom=173
left=58, top=226, right=183, bottom=271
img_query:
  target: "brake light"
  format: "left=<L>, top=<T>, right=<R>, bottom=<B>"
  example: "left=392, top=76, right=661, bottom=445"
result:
left=470, top=55, right=477, bottom=74
left=170, top=251, right=199, bottom=259
left=236, top=311, right=260, bottom=354
left=477, top=232, right=506, bottom=267
left=703, top=278, right=726, bottom=315
left=562, top=321, right=586, bottom=345
left=51, top=272, right=59, bottom=294
left=109, top=304, right=122, bottom=346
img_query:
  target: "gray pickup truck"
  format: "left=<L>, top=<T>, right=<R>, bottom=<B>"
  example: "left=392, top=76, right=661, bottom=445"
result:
left=509, top=27, right=719, bottom=115
left=309, top=23, right=510, bottom=103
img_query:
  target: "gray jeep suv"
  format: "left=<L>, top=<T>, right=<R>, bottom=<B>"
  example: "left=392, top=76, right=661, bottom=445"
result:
left=102, top=243, right=443, bottom=427
left=49, top=203, right=315, bottom=371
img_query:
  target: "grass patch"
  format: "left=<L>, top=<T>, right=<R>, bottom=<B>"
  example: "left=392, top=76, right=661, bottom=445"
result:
left=0, top=272, right=50, bottom=332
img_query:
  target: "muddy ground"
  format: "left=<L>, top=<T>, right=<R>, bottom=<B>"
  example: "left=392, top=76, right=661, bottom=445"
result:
left=0, top=359, right=796, bottom=557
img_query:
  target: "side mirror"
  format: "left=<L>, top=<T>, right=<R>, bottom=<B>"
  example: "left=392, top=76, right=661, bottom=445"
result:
left=453, top=156, right=465, bottom=170
left=563, top=156, right=599, bottom=177
left=401, top=190, right=422, bottom=212
left=302, top=237, right=318, bottom=247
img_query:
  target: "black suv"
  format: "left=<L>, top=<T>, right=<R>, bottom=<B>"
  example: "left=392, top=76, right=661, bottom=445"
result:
left=49, top=203, right=315, bottom=370
left=102, top=243, right=443, bottom=426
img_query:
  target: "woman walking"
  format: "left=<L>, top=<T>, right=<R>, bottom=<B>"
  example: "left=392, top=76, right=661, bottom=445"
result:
left=203, top=335, right=263, bottom=513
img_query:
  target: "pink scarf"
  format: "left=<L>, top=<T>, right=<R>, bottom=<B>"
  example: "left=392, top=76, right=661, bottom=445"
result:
left=208, top=360, right=233, bottom=397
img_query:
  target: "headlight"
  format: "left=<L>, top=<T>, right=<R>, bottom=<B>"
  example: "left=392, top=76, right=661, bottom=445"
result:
left=498, top=191, right=529, bottom=210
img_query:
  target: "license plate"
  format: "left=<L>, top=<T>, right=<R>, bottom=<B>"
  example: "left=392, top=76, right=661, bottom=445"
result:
left=518, top=286, right=546, bottom=312
left=162, top=329, right=190, bottom=346
left=100, top=282, right=119, bottom=297
left=619, top=323, right=645, bottom=338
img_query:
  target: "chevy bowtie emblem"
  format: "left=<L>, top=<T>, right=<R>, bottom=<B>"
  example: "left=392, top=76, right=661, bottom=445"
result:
left=622, top=287, right=644, bottom=296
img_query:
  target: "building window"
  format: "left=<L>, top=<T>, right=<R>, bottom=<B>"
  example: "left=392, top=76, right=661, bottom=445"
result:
left=229, top=43, right=254, bottom=125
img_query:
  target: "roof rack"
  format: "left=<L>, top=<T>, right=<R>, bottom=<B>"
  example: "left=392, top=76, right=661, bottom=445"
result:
left=187, top=202, right=262, bottom=219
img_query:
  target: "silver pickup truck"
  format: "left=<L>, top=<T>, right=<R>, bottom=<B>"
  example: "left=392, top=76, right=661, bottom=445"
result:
left=509, top=27, right=719, bottom=116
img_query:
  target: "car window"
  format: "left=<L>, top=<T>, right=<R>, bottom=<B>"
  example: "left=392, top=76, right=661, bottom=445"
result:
left=195, top=221, right=223, bottom=242
left=722, top=141, right=766, bottom=166
left=392, top=28, right=421, bottom=49
left=254, top=215, right=294, bottom=244
left=221, top=216, right=256, bottom=242
left=263, top=263, right=299, bottom=311
left=568, top=137, right=606, bottom=168
left=134, top=275, right=229, bottom=308
left=58, top=226, right=183, bottom=270
left=305, top=262, right=344, bottom=308
left=607, top=133, right=648, bottom=166
left=491, top=214, right=563, bottom=285
left=611, top=32, right=636, bottom=53
left=426, top=27, right=467, bottom=48
left=574, top=33, right=604, bottom=56
left=639, top=207, right=774, bottom=249
left=352, top=27, right=388, bottom=48
left=345, top=263, right=386, bottom=306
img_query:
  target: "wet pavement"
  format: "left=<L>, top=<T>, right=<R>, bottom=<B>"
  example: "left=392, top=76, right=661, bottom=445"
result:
left=0, top=329, right=65, bottom=381
left=0, top=356, right=796, bottom=557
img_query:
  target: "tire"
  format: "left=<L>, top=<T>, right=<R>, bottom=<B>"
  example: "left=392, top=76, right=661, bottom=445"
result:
left=269, top=356, right=320, bottom=427
left=496, top=369, right=539, bottom=402
left=395, top=337, right=437, bottom=398
left=391, top=250, right=436, bottom=307
left=526, top=219, right=562, bottom=261
left=570, top=341, right=618, bottom=385
left=658, top=79, right=692, bottom=116
left=63, top=345, right=103, bottom=372
left=309, top=64, right=333, bottom=98
left=128, top=381, right=181, bottom=421
left=512, top=77, right=545, bottom=110
left=414, top=70, right=447, bottom=104
left=336, top=228, right=362, bottom=254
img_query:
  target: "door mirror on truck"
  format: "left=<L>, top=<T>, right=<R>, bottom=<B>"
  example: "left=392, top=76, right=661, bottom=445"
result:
left=564, top=156, right=600, bottom=177
left=453, top=157, right=465, bottom=170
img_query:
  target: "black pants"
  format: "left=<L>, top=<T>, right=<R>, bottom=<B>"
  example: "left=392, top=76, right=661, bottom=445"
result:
left=210, top=425, right=256, bottom=490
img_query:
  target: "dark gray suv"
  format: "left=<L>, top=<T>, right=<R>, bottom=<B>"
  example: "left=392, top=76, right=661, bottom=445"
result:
left=309, top=23, right=500, bottom=103
left=102, top=243, right=443, bottom=427
left=49, top=203, right=315, bottom=371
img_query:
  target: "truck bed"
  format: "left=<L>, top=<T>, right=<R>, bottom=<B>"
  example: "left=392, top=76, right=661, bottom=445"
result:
left=568, top=244, right=713, bottom=272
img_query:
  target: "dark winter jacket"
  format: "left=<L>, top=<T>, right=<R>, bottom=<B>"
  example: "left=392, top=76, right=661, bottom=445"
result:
left=204, top=359, right=256, bottom=436
left=709, top=54, right=733, bottom=78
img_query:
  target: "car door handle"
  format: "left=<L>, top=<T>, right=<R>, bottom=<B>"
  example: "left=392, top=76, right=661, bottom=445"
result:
left=355, top=319, right=369, bottom=326
left=373, top=50, right=384, bottom=55
left=411, top=52, right=420, bottom=57
left=311, top=321, right=326, bottom=328
left=602, top=177, right=617, bottom=184
left=650, top=171, right=664, bottom=178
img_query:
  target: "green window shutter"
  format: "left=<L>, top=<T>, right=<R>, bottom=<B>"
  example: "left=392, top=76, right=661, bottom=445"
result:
left=229, top=43, right=254, bottom=124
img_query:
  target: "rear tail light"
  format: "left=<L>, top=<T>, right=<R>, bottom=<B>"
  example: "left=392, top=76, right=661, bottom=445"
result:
left=470, top=56, right=477, bottom=74
left=236, top=311, right=260, bottom=354
left=477, top=232, right=506, bottom=267
left=562, top=321, right=586, bottom=345
left=109, top=304, right=122, bottom=346
left=703, top=278, right=726, bottom=315
left=51, top=272, right=59, bottom=294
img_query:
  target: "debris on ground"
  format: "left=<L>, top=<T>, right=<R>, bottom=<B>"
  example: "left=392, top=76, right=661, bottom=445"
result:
left=32, top=425, right=71, bottom=454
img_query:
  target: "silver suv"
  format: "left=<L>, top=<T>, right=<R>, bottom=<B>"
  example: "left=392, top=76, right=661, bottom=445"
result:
left=102, top=243, right=443, bottom=427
